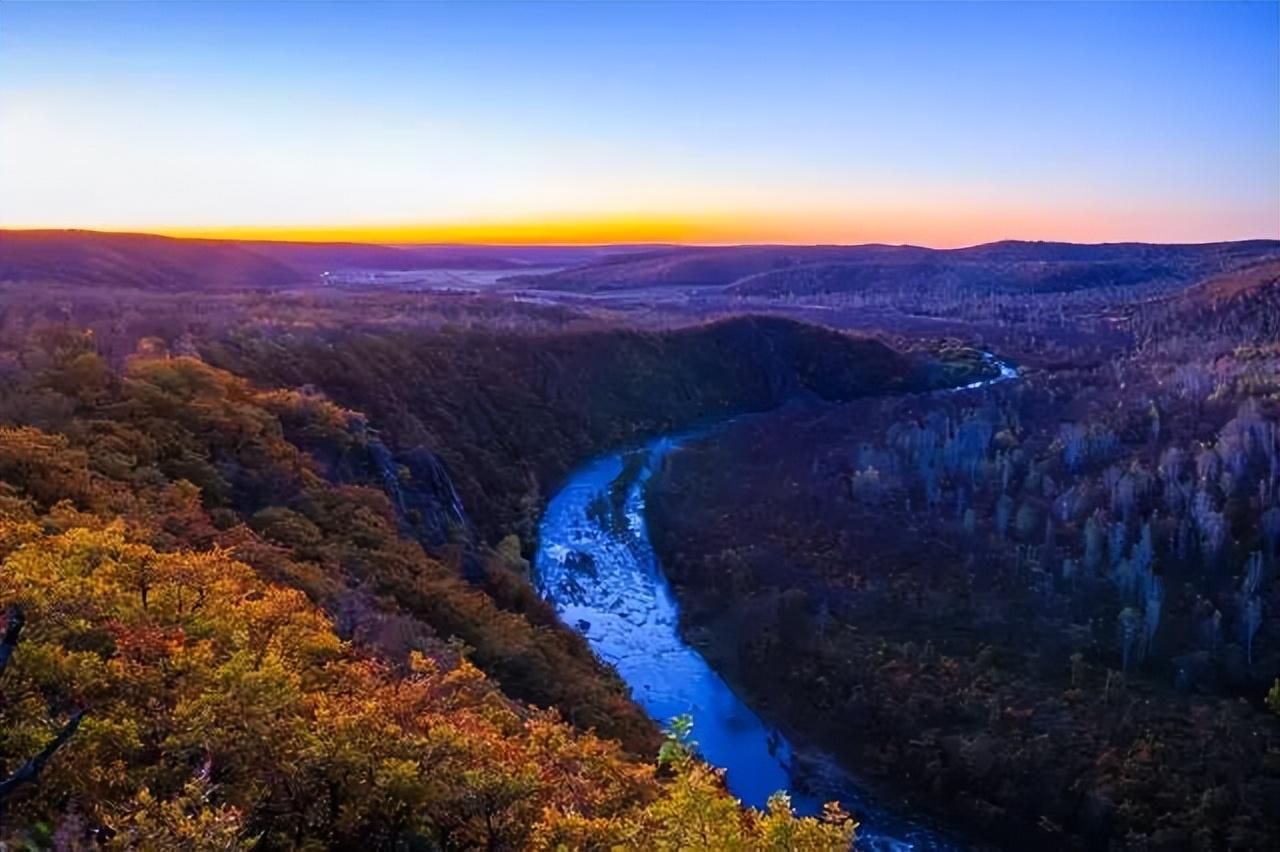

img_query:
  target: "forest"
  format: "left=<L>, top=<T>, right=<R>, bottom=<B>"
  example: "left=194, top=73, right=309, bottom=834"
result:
left=0, top=316, right=867, bottom=849
left=0, top=231, right=1278, bottom=850
left=646, top=260, right=1280, bottom=848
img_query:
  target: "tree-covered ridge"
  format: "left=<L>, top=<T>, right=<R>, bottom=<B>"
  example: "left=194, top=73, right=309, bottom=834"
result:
left=2, top=336, right=657, bottom=751
left=0, top=336, right=856, bottom=849
left=203, top=316, right=953, bottom=544
left=0, top=520, right=851, bottom=848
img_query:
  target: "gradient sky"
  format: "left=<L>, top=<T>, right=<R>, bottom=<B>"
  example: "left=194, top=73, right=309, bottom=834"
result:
left=1, top=1, right=1277, bottom=245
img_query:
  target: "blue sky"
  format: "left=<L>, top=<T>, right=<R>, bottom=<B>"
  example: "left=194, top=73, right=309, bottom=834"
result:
left=1, top=1, right=1276, bottom=244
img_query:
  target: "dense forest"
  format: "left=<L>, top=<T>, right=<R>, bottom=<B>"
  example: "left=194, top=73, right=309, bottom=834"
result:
left=200, top=316, right=980, bottom=544
left=0, top=304, right=938, bottom=848
left=646, top=260, right=1280, bottom=848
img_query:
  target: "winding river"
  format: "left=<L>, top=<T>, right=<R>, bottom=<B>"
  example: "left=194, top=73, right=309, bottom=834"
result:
left=534, top=356, right=1017, bottom=850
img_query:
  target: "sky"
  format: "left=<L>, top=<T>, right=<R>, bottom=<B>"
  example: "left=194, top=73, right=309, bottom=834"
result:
left=1, top=1, right=1277, bottom=246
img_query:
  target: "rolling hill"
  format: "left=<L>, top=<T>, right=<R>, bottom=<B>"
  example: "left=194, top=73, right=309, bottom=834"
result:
left=502, top=239, right=1280, bottom=296
left=6, top=230, right=1279, bottom=298
left=1147, top=257, right=1280, bottom=344
left=0, top=230, right=306, bottom=291
left=0, top=230, right=612, bottom=290
left=1175, top=256, right=1280, bottom=307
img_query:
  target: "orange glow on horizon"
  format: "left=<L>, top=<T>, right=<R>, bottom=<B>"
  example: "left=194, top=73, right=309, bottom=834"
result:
left=8, top=205, right=1273, bottom=248
left=152, top=215, right=752, bottom=246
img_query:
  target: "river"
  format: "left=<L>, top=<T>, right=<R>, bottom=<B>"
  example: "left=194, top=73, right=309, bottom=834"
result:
left=533, top=357, right=1016, bottom=850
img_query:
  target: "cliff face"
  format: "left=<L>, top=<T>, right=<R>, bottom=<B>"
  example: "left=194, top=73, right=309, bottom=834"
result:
left=278, top=410, right=471, bottom=549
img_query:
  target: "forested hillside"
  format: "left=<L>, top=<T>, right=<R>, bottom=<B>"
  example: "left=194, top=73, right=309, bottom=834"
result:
left=203, top=316, right=967, bottom=544
left=502, top=240, right=1280, bottom=295
left=645, top=261, right=1280, bottom=848
left=0, top=324, right=861, bottom=848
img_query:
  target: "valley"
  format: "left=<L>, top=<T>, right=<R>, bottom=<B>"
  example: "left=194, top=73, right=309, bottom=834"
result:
left=532, top=359, right=1019, bottom=851
left=0, top=231, right=1278, bottom=849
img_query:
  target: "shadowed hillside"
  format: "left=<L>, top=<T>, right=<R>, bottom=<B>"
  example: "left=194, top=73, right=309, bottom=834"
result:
left=204, top=315, right=976, bottom=544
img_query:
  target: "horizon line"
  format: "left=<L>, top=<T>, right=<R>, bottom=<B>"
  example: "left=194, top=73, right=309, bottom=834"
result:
left=2, top=225, right=1278, bottom=252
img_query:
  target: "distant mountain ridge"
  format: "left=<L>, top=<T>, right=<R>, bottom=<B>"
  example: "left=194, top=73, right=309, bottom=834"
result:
left=0, top=229, right=624, bottom=290
left=0, top=230, right=305, bottom=291
left=3, top=229, right=1278, bottom=294
left=501, top=239, right=1280, bottom=295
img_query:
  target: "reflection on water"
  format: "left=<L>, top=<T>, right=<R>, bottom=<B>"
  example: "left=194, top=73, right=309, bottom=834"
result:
left=950, top=351, right=1020, bottom=391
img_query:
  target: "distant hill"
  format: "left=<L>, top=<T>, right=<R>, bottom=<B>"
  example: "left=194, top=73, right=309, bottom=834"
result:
left=237, top=240, right=554, bottom=273
left=0, top=230, right=306, bottom=291
left=503, top=240, right=1280, bottom=295
left=1175, top=256, right=1280, bottom=307
left=6, top=230, right=1278, bottom=295
left=946, top=239, right=1280, bottom=265
left=500, top=244, right=936, bottom=291
left=232, top=240, right=479, bottom=273
left=0, top=230, right=610, bottom=290
left=1152, top=258, right=1280, bottom=343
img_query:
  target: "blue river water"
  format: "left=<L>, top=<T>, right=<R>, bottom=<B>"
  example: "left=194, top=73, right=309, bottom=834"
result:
left=534, top=357, right=1016, bottom=850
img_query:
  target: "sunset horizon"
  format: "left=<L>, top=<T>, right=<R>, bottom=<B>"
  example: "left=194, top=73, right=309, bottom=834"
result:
left=6, top=211, right=1279, bottom=249
left=3, top=2, right=1276, bottom=248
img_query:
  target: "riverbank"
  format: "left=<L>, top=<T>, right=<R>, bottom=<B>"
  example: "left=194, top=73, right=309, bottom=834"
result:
left=535, top=430, right=972, bottom=850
